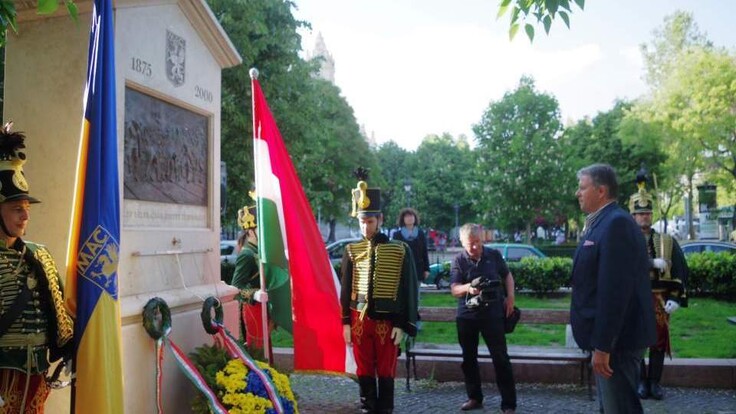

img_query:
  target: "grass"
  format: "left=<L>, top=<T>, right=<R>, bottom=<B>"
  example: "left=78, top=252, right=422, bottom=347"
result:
left=271, top=292, right=736, bottom=358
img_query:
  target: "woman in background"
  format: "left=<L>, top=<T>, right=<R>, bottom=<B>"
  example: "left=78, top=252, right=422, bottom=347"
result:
left=393, top=208, right=430, bottom=285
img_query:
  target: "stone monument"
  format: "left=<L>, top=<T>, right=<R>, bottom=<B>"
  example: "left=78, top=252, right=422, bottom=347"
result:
left=4, top=1, right=241, bottom=411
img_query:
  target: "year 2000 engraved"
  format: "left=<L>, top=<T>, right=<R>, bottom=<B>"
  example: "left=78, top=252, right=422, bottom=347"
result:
left=195, top=85, right=213, bottom=103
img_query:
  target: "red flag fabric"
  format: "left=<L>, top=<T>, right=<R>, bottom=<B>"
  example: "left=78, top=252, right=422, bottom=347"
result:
left=251, top=75, right=348, bottom=373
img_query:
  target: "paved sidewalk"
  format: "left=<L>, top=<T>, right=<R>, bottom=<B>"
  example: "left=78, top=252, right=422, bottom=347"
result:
left=291, top=374, right=736, bottom=414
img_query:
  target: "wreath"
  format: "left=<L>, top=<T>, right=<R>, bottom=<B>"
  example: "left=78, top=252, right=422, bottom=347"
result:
left=142, top=297, right=171, bottom=340
left=189, top=343, right=298, bottom=414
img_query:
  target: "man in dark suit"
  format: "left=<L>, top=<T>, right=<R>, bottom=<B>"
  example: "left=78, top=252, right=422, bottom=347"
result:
left=571, top=164, right=656, bottom=413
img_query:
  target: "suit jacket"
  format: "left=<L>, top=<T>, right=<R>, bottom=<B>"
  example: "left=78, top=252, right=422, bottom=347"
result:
left=570, top=202, right=656, bottom=352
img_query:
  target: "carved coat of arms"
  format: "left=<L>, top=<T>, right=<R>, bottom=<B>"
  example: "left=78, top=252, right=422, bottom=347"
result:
left=166, top=30, right=186, bottom=87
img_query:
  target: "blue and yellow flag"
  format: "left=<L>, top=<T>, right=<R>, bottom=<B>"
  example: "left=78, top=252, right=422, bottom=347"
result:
left=65, top=0, right=124, bottom=412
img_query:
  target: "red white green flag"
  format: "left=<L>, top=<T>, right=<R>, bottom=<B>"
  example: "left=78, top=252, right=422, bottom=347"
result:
left=251, top=72, right=348, bottom=373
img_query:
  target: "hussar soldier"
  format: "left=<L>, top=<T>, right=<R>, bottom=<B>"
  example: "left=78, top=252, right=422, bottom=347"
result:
left=629, top=168, right=688, bottom=400
left=0, top=123, right=73, bottom=413
left=340, top=168, right=418, bottom=414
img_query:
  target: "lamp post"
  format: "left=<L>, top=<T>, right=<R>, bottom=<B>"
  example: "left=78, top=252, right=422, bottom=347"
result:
left=403, top=178, right=412, bottom=208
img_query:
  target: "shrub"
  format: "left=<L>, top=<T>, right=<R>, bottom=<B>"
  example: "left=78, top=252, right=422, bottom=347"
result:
left=509, top=256, right=572, bottom=294
left=686, top=251, right=736, bottom=299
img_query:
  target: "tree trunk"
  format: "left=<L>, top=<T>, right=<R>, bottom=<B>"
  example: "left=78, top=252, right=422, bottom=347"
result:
left=328, top=218, right=337, bottom=243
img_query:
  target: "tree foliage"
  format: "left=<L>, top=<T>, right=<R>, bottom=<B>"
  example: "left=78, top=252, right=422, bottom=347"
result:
left=209, top=0, right=375, bottom=233
left=0, top=1, right=78, bottom=47
left=497, top=0, right=585, bottom=42
left=562, top=101, right=667, bottom=207
left=473, top=76, right=567, bottom=237
left=406, top=134, right=476, bottom=231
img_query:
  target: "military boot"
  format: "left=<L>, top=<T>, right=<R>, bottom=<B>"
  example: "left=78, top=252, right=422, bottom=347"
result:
left=358, top=376, right=377, bottom=414
left=377, top=377, right=395, bottom=414
left=648, top=350, right=666, bottom=400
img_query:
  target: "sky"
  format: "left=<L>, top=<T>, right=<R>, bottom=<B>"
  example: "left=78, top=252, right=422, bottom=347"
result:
left=292, top=0, right=735, bottom=151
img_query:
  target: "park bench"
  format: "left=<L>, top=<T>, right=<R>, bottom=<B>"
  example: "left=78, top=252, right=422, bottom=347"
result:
left=405, top=307, right=592, bottom=399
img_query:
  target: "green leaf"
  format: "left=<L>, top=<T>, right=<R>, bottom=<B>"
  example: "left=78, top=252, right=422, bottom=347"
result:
left=525, top=23, right=535, bottom=42
left=37, top=0, right=60, bottom=15
left=497, top=3, right=511, bottom=19
left=574, top=0, right=585, bottom=10
left=66, top=1, right=79, bottom=22
left=559, top=0, right=572, bottom=12
left=559, top=10, right=570, bottom=28
left=543, top=15, right=552, bottom=34
left=510, top=6, right=521, bottom=25
left=509, top=23, right=520, bottom=41
left=545, top=0, right=559, bottom=16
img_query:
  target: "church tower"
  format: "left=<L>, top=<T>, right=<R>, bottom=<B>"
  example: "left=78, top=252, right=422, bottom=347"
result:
left=311, top=32, right=335, bottom=84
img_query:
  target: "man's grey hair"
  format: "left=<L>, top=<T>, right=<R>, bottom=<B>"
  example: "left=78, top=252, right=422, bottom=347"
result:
left=459, top=223, right=483, bottom=241
left=577, top=163, right=619, bottom=199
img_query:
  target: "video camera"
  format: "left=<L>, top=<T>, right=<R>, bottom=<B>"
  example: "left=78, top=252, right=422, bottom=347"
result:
left=465, top=276, right=502, bottom=308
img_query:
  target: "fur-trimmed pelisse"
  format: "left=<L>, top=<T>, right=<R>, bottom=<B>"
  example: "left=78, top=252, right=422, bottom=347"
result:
left=0, top=122, right=40, bottom=204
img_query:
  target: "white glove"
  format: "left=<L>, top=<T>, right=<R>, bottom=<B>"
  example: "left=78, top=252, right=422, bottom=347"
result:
left=664, top=300, right=680, bottom=314
left=390, top=327, right=404, bottom=346
left=343, top=324, right=352, bottom=344
left=652, top=258, right=668, bottom=271
left=253, top=289, right=268, bottom=303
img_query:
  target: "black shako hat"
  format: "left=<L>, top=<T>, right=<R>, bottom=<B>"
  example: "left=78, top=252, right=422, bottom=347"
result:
left=351, top=167, right=381, bottom=217
left=628, top=166, right=654, bottom=214
left=0, top=122, right=40, bottom=204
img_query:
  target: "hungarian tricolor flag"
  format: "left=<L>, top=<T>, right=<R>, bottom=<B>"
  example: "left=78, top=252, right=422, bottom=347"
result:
left=251, top=71, right=348, bottom=373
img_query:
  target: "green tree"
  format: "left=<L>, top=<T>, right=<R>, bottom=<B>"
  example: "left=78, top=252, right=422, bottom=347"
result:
left=473, top=76, right=566, bottom=239
left=375, top=141, right=412, bottom=229
left=0, top=1, right=78, bottom=47
left=634, top=11, right=720, bottom=238
left=407, top=134, right=476, bottom=232
left=562, top=101, right=667, bottom=203
left=497, top=0, right=585, bottom=42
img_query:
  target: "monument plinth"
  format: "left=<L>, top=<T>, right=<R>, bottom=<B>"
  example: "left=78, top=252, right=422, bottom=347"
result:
left=5, top=1, right=242, bottom=412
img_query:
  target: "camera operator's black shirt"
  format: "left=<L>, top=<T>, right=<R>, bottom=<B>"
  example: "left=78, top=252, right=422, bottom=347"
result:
left=450, top=247, right=509, bottom=320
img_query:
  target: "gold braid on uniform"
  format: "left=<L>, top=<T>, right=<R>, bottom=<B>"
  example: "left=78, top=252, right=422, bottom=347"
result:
left=32, top=246, right=73, bottom=347
left=372, top=244, right=404, bottom=300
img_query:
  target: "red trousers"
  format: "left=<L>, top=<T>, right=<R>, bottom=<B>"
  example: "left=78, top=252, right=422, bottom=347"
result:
left=350, top=309, right=399, bottom=377
left=0, top=369, right=50, bottom=414
left=242, top=302, right=265, bottom=349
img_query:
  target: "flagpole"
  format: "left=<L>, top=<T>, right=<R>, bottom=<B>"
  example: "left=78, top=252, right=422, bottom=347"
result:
left=250, top=68, right=273, bottom=364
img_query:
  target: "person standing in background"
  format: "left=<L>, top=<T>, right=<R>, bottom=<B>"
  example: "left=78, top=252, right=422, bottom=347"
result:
left=393, top=208, right=430, bottom=285
left=231, top=204, right=268, bottom=350
left=628, top=170, right=688, bottom=400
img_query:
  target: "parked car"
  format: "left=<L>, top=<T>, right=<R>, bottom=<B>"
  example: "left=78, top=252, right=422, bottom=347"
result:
left=680, top=240, right=736, bottom=255
left=485, top=243, right=547, bottom=262
left=220, top=240, right=238, bottom=264
left=326, top=238, right=361, bottom=267
left=427, top=260, right=452, bottom=289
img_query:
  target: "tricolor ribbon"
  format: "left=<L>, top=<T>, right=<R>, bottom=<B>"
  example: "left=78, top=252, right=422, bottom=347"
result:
left=211, top=322, right=285, bottom=414
left=154, top=327, right=228, bottom=414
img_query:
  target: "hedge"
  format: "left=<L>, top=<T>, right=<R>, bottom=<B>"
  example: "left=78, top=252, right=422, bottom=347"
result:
left=221, top=250, right=735, bottom=299
left=509, top=257, right=572, bottom=294
left=686, top=251, right=735, bottom=298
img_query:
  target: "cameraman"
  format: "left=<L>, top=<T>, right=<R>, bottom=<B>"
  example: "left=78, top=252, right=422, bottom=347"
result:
left=450, top=223, right=517, bottom=413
